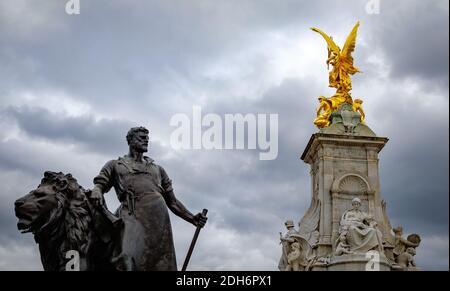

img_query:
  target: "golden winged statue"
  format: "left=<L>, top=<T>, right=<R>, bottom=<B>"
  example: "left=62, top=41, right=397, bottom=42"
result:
left=311, top=22, right=366, bottom=129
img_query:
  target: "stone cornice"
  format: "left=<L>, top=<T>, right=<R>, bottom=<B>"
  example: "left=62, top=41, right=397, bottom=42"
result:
left=301, top=133, right=389, bottom=164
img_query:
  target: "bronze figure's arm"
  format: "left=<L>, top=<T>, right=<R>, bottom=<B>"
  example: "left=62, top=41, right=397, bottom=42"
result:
left=91, top=160, right=116, bottom=207
left=159, top=165, right=207, bottom=228
left=91, top=184, right=105, bottom=206
left=163, top=190, right=207, bottom=228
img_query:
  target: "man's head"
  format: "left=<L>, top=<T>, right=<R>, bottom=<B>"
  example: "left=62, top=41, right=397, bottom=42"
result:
left=285, top=220, right=295, bottom=230
left=291, top=242, right=300, bottom=251
left=126, top=127, right=149, bottom=153
left=406, top=247, right=416, bottom=256
left=393, top=226, right=403, bottom=236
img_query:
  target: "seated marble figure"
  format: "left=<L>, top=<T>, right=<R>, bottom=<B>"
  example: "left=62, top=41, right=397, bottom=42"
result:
left=338, top=197, right=384, bottom=254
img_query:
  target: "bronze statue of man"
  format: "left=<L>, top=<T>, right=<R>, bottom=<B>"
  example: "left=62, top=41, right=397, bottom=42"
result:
left=90, top=126, right=207, bottom=271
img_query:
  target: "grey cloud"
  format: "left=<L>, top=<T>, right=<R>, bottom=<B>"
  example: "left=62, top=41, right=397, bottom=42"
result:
left=368, top=0, right=449, bottom=83
left=415, top=234, right=450, bottom=271
left=373, top=93, right=449, bottom=236
left=4, top=106, right=134, bottom=156
left=0, top=0, right=377, bottom=112
left=155, top=79, right=316, bottom=233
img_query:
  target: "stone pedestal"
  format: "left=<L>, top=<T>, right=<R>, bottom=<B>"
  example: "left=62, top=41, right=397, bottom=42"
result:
left=299, top=130, right=396, bottom=270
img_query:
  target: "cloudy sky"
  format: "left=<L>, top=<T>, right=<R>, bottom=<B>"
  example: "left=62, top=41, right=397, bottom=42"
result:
left=0, top=0, right=448, bottom=271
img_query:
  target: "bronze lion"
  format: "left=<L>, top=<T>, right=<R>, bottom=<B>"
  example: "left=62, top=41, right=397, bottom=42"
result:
left=14, top=171, right=122, bottom=271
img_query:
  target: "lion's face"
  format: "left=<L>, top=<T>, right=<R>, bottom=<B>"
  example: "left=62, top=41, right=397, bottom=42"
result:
left=14, top=171, right=72, bottom=233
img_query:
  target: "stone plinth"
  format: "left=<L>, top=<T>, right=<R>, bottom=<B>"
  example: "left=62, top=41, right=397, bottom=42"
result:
left=299, top=132, right=395, bottom=268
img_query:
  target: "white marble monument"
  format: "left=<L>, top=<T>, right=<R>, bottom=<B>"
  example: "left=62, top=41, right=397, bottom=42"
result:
left=278, top=22, right=421, bottom=271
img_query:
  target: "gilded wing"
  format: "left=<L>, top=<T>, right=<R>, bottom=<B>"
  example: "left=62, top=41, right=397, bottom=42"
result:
left=311, top=27, right=341, bottom=55
left=341, top=21, right=360, bottom=60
